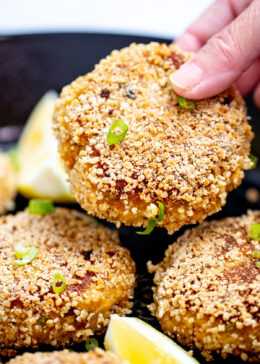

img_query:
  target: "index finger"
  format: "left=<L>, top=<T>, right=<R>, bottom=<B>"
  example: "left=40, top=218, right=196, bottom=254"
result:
left=174, top=0, right=254, bottom=52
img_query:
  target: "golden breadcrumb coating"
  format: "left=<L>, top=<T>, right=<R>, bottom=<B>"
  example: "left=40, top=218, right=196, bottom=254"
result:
left=54, top=42, right=253, bottom=234
left=149, top=211, right=260, bottom=361
left=0, top=208, right=135, bottom=349
left=0, top=151, right=16, bottom=214
left=8, top=349, right=127, bottom=364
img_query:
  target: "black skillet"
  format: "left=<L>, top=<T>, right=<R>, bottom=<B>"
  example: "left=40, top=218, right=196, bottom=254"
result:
left=0, top=33, right=259, bottom=363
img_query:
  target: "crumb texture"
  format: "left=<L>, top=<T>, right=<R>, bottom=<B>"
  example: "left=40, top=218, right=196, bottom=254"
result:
left=149, top=210, right=260, bottom=361
left=54, top=42, right=253, bottom=233
left=0, top=151, right=16, bottom=214
left=0, top=208, right=135, bottom=349
left=8, top=348, right=127, bottom=364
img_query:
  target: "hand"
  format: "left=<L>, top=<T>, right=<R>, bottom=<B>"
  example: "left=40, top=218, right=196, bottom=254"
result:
left=170, top=0, right=260, bottom=108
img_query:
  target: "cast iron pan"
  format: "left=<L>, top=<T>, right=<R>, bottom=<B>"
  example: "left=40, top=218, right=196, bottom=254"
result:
left=0, top=33, right=259, bottom=363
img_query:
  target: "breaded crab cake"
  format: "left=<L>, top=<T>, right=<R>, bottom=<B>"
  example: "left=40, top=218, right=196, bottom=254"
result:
left=0, top=151, right=16, bottom=214
left=0, top=208, right=135, bottom=349
left=54, top=42, right=253, bottom=234
left=149, top=211, right=260, bottom=361
left=8, top=349, right=127, bottom=364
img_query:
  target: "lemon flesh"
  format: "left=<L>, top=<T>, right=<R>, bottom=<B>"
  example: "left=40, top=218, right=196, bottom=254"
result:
left=17, top=91, right=74, bottom=202
left=104, top=315, right=199, bottom=364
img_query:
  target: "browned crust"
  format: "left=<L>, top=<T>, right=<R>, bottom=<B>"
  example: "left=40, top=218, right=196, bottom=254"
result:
left=54, top=42, right=253, bottom=234
left=8, top=349, right=127, bottom=364
left=149, top=210, right=260, bottom=361
left=0, top=208, right=136, bottom=349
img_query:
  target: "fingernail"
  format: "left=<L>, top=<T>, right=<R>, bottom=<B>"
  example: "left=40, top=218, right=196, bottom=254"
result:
left=170, top=62, right=203, bottom=90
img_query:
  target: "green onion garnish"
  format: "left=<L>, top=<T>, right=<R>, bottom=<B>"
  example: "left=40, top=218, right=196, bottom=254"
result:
left=137, top=219, right=156, bottom=236
left=225, top=323, right=234, bottom=331
left=252, top=251, right=260, bottom=259
left=249, top=153, right=258, bottom=169
left=156, top=201, right=165, bottom=222
left=38, top=316, right=48, bottom=327
left=255, top=261, right=260, bottom=268
left=107, top=119, right=128, bottom=147
left=85, top=338, right=98, bottom=351
left=14, top=241, right=31, bottom=258
left=177, top=97, right=195, bottom=109
left=248, top=223, right=260, bottom=240
left=7, top=148, right=20, bottom=171
left=28, top=199, right=55, bottom=215
left=52, top=273, right=66, bottom=294
left=137, top=201, right=165, bottom=235
left=13, top=242, right=38, bottom=266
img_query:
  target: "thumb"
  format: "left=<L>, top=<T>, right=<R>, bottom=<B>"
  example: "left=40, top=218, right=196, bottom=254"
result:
left=170, top=0, right=260, bottom=99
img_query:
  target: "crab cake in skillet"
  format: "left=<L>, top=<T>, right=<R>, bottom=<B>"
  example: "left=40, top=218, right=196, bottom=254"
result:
left=0, top=151, right=16, bottom=214
left=8, top=349, right=127, bottom=364
left=149, top=211, right=260, bottom=361
left=54, top=42, right=253, bottom=234
left=0, top=207, right=135, bottom=349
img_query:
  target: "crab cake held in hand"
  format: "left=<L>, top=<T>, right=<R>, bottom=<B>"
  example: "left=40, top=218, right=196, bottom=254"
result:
left=8, top=349, right=127, bottom=364
left=54, top=42, right=253, bottom=234
left=0, top=207, right=135, bottom=349
left=149, top=211, right=260, bottom=361
left=0, top=151, right=16, bottom=214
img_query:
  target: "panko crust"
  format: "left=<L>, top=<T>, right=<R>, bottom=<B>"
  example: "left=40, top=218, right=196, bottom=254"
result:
left=0, top=208, right=135, bottom=349
left=149, top=211, right=260, bottom=361
left=8, top=349, right=127, bottom=364
left=54, top=42, right=253, bottom=234
left=0, top=151, right=16, bottom=214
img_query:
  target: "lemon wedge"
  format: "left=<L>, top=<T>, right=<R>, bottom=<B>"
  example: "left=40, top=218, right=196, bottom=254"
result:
left=104, top=315, right=199, bottom=364
left=17, top=91, right=74, bottom=202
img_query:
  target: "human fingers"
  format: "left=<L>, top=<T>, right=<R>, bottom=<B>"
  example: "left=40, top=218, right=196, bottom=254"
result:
left=235, top=58, right=260, bottom=96
left=170, top=0, right=260, bottom=99
left=174, top=0, right=253, bottom=52
left=253, top=82, right=260, bottom=109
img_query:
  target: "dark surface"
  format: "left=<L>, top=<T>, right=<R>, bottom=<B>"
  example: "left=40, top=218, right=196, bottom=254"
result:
left=0, top=33, right=260, bottom=363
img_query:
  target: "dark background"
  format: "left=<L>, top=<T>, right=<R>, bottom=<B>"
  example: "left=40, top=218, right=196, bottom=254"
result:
left=0, top=33, right=259, bottom=363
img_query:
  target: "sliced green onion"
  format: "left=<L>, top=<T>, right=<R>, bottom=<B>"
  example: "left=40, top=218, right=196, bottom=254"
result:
left=249, top=153, right=258, bottom=169
left=28, top=199, right=55, bottom=215
left=38, top=316, right=48, bottom=327
left=225, top=323, right=234, bottom=331
left=107, top=119, right=128, bottom=147
left=137, top=219, right=156, bottom=235
left=177, top=97, right=195, bottom=109
left=13, top=246, right=39, bottom=266
left=14, top=241, right=38, bottom=265
left=52, top=273, right=66, bottom=294
left=157, top=201, right=165, bottom=222
left=252, top=251, right=260, bottom=259
left=248, top=223, right=260, bottom=240
left=108, top=194, right=117, bottom=200
left=7, top=148, right=20, bottom=171
left=85, top=338, right=98, bottom=351
left=137, top=201, right=165, bottom=235
left=14, top=241, right=31, bottom=259
left=252, top=250, right=260, bottom=268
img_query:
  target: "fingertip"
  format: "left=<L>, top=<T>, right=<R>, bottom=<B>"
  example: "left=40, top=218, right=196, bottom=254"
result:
left=170, top=61, right=204, bottom=99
